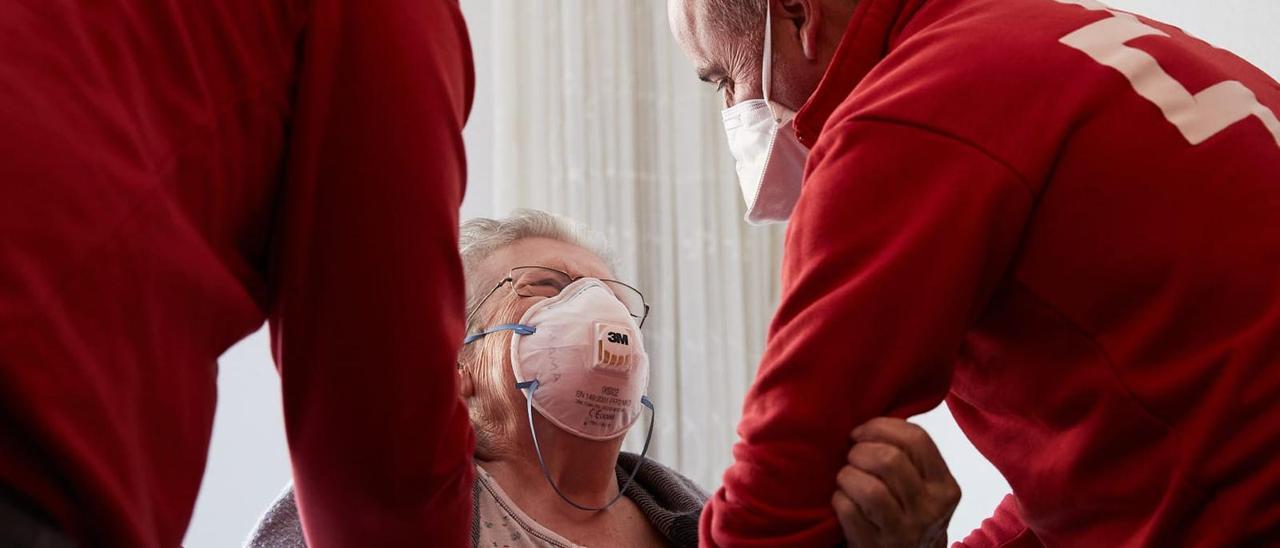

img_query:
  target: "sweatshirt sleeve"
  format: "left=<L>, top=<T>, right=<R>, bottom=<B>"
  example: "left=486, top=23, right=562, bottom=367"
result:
left=267, top=1, right=475, bottom=546
left=955, top=494, right=1042, bottom=548
left=700, top=118, right=1034, bottom=546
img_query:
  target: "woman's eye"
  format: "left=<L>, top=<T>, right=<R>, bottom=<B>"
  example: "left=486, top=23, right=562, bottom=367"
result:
left=516, top=279, right=562, bottom=297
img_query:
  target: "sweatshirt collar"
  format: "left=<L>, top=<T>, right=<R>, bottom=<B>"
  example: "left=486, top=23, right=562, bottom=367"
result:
left=793, top=0, right=929, bottom=148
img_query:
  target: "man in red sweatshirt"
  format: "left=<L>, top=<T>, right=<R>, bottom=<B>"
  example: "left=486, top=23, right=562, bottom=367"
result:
left=0, top=1, right=475, bottom=546
left=671, top=0, right=1280, bottom=545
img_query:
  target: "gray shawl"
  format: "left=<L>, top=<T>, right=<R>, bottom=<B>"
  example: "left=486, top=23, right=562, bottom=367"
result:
left=245, top=453, right=707, bottom=548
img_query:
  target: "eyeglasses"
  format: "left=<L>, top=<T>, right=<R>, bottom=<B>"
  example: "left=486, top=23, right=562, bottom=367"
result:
left=466, top=266, right=650, bottom=328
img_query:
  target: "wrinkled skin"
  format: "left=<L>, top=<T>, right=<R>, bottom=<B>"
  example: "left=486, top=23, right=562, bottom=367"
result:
left=666, top=0, right=854, bottom=110
left=834, top=418, right=962, bottom=548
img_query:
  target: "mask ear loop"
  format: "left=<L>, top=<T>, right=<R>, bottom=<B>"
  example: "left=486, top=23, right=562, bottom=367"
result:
left=762, top=1, right=773, bottom=106
left=462, top=324, right=535, bottom=345
left=748, top=5, right=784, bottom=220
left=516, top=379, right=656, bottom=512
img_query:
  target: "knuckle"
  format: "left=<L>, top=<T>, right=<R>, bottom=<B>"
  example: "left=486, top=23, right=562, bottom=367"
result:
left=867, top=416, right=897, bottom=430
left=831, top=491, right=855, bottom=513
left=945, top=482, right=963, bottom=505
left=884, top=445, right=910, bottom=468
left=836, top=465, right=860, bottom=489
left=904, top=423, right=931, bottom=447
left=855, top=475, right=892, bottom=503
left=926, top=483, right=961, bottom=513
left=868, top=443, right=906, bottom=471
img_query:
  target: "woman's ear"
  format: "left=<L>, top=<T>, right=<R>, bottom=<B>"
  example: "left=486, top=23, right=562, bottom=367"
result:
left=458, top=362, right=476, bottom=399
left=775, top=0, right=822, bottom=60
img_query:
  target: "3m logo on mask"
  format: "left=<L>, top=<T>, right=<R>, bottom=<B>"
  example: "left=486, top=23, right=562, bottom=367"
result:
left=593, top=322, right=635, bottom=375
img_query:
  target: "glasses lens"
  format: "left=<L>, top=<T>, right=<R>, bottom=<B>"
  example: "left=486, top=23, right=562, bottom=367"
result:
left=509, top=267, right=648, bottom=326
left=603, top=280, right=647, bottom=325
left=511, top=267, right=573, bottom=298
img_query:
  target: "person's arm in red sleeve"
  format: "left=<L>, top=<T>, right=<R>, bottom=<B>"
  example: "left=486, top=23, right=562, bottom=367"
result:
left=267, top=1, right=475, bottom=546
left=700, top=117, right=1035, bottom=546
left=956, top=494, right=1043, bottom=548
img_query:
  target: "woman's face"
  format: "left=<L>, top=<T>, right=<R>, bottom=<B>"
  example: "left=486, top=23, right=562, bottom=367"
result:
left=462, top=237, right=615, bottom=453
left=471, top=237, right=614, bottom=326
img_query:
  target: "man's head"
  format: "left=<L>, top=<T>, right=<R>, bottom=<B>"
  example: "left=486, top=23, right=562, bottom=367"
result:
left=668, top=0, right=859, bottom=111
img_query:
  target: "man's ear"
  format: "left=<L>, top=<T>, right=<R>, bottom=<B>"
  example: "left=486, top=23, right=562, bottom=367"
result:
left=775, top=0, right=822, bottom=60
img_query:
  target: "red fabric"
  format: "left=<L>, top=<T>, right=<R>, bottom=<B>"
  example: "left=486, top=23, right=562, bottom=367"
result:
left=0, top=1, right=475, bottom=546
left=956, top=495, right=1041, bottom=548
left=701, top=0, right=1280, bottom=545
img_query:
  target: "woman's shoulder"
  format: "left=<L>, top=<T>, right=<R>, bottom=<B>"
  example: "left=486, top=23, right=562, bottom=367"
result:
left=617, top=452, right=708, bottom=505
left=245, top=484, right=306, bottom=548
left=616, top=452, right=707, bottom=548
left=247, top=457, right=709, bottom=548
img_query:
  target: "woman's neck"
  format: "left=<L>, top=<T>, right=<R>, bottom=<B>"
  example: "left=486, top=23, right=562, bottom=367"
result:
left=478, top=414, right=624, bottom=520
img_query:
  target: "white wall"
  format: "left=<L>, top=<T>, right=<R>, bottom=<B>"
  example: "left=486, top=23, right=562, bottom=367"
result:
left=183, top=329, right=287, bottom=548
left=183, top=2, right=1280, bottom=546
left=1108, top=0, right=1280, bottom=77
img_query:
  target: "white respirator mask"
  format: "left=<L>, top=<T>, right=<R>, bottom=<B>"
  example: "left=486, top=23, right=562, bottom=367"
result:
left=463, top=278, right=654, bottom=511
left=721, top=5, right=810, bottom=225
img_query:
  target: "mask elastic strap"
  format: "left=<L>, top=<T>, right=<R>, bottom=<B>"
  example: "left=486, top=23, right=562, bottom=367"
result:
left=462, top=323, right=536, bottom=345
left=762, top=3, right=773, bottom=106
left=516, top=379, right=656, bottom=512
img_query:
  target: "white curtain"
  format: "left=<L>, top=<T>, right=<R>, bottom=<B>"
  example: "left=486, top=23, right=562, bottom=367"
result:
left=460, top=0, right=786, bottom=490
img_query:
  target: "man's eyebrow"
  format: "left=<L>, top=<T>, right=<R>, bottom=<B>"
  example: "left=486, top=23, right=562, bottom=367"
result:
left=695, top=63, right=722, bottom=83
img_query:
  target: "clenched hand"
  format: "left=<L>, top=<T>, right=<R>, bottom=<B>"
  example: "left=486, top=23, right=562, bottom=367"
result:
left=833, top=418, right=961, bottom=548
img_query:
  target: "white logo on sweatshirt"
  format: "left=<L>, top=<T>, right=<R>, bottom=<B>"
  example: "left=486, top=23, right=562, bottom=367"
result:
left=1056, top=0, right=1280, bottom=148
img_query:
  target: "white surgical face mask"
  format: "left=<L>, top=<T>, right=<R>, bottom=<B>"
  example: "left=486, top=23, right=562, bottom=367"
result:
left=721, top=5, right=810, bottom=225
left=463, top=278, right=654, bottom=511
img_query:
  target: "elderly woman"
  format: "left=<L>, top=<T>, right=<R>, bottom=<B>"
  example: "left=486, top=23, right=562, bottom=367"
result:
left=248, top=209, right=959, bottom=547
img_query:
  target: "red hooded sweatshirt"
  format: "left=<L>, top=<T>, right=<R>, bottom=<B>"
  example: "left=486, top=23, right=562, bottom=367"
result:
left=0, top=1, right=475, bottom=546
left=700, top=0, right=1280, bottom=545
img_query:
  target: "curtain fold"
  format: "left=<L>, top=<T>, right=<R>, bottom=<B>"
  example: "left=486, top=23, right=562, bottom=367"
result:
left=464, top=0, right=785, bottom=490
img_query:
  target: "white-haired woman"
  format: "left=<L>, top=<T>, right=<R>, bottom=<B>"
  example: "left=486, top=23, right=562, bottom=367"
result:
left=251, top=209, right=698, bottom=547
left=248, top=209, right=959, bottom=547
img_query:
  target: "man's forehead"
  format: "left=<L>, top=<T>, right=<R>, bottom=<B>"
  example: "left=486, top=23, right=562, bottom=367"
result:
left=668, top=0, right=721, bottom=77
left=667, top=0, right=698, bottom=40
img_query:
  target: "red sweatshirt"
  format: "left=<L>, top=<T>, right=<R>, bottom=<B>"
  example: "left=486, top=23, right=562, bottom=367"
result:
left=700, top=0, right=1280, bottom=545
left=0, top=1, right=475, bottom=546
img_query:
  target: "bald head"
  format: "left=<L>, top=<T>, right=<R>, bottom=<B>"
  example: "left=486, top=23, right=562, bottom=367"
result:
left=702, top=0, right=768, bottom=40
